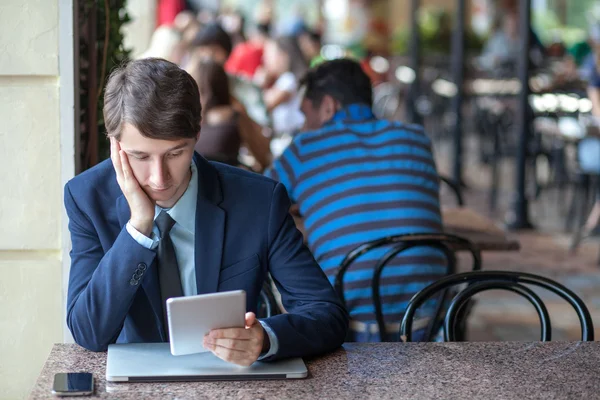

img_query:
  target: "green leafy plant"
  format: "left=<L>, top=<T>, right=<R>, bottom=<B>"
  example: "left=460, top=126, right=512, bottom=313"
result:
left=79, top=0, right=131, bottom=171
left=392, top=7, right=486, bottom=56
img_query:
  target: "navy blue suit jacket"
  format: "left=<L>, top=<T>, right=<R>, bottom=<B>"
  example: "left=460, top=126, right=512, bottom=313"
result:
left=64, top=153, right=348, bottom=359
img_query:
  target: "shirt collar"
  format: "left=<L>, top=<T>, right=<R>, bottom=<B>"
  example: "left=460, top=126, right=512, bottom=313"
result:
left=328, top=103, right=375, bottom=124
left=155, top=160, right=198, bottom=234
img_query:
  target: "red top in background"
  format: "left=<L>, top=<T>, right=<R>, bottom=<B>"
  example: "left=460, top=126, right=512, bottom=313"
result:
left=157, top=0, right=185, bottom=27
left=225, top=42, right=264, bottom=79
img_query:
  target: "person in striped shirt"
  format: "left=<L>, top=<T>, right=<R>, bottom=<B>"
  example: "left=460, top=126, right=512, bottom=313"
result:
left=264, top=58, right=446, bottom=342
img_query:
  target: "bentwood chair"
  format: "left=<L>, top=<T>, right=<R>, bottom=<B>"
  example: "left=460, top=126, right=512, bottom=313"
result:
left=256, top=279, right=280, bottom=319
left=333, top=233, right=482, bottom=342
left=439, top=175, right=465, bottom=206
left=400, top=270, right=594, bottom=342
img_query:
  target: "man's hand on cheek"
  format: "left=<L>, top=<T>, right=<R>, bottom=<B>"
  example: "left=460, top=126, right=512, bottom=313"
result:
left=110, top=137, right=155, bottom=237
left=203, top=312, right=269, bottom=367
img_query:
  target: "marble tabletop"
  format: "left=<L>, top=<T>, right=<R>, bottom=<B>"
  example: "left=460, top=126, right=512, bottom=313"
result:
left=30, top=341, right=599, bottom=399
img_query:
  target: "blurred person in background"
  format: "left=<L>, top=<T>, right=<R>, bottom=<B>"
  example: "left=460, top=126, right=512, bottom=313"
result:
left=225, top=23, right=271, bottom=80
left=173, top=10, right=198, bottom=33
left=261, top=36, right=308, bottom=138
left=189, top=22, right=233, bottom=65
left=170, top=10, right=203, bottom=66
left=223, top=0, right=273, bottom=80
left=219, top=8, right=247, bottom=47
left=479, top=12, right=519, bottom=72
left=297, top=27, right=323, bottom=67
left=138, top=25, right=181, bottom=62
left=157, top=0, right=185, bottom=27
left=479, top=10, right=545, bottom=73
left=265, top=59, right=446, bottom=342
left=188, top=59, right=272, bottom=169
left=188, top=22, right=270, bottom=128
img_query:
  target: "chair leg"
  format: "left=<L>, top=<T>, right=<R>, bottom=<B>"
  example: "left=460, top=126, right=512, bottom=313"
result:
left=489, top=122, right=501, bottom=212
left=565, top=183, right=578, bottom=233
left=453, top=299, right=475, bottom=341
left=571, top=177, right=591, bottom=253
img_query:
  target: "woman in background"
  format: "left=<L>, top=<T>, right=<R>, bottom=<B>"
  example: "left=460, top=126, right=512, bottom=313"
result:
left=261, top=36, right=308, bottom=137
left=187, top=59, right=271, bottom=169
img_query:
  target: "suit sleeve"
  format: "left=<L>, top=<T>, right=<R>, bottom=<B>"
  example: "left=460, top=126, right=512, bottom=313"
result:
left=261, top=183, right=349, bottom=360
left=64, top=183, right=158, bottom=351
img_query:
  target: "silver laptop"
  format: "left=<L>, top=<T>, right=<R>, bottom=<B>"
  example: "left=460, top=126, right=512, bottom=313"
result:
left=106, top=343, right=308, bottom=382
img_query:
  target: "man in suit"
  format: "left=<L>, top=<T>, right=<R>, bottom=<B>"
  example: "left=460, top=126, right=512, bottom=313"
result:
left=64, top=58, right=348, bottom=366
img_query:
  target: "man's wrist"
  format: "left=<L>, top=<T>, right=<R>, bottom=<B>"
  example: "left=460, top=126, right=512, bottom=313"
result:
left=129, top=218, right=153, bottom=237
left=262, top=326, right=270, bottom=353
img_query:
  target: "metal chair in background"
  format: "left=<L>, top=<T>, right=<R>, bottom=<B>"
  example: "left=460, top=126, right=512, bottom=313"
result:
left=333, top=233, right=482, bottom=342
left=256, top=279, right=280, bottom=319
left=400, top=270, right=594, bottom=342
left=439, top=175, right=465, bottom=206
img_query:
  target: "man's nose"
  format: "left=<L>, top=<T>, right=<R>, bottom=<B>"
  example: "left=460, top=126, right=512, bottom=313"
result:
left=150, top=159, right=169, bottom=187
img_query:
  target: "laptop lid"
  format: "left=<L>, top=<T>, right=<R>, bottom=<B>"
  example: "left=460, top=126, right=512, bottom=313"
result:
left=106, top=343, right=308, bottom=382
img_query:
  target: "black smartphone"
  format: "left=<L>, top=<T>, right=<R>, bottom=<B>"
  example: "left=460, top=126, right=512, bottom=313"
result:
left=52, top=373, right=94, bottom=397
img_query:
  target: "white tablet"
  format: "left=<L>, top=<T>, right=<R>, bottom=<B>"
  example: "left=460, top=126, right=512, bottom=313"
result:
left=166, top=290, right=246, bottom=356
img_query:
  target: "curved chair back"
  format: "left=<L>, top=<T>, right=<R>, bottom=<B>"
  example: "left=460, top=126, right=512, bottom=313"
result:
left=256, top=280, right=280, bottom=319
left=439, top=175, right=465, bottom=206
left=333, top=233, right=482, bottom=341
left=400, top=271, right=594, bottom=342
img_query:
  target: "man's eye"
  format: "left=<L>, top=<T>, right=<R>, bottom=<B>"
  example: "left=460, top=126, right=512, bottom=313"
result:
left=134, top=155, right=149, bottom=160
left=168, top=152, right=183, bottom=158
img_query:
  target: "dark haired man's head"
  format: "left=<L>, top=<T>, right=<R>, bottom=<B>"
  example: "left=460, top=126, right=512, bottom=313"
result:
left=104, top=58, right=201, bottom=141
left=299, top=58, right=373, bottom=130
left=191, top=22, right=233, bottom=65
left=103, top=58, right=201, bottom=205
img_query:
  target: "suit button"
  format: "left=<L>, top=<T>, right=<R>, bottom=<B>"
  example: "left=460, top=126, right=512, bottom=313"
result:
left=129, top=278, right=139, bottom=286
left=137, top=263, right=147, bottom=271
left=133, top=271, right=144, bottom=280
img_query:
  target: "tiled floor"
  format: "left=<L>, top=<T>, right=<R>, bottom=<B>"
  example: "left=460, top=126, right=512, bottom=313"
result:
left=434, top=135, right=600, bottom=342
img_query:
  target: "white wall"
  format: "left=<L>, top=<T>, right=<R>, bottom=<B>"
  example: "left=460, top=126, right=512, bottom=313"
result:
left=0, top=0, right=72, bottom=398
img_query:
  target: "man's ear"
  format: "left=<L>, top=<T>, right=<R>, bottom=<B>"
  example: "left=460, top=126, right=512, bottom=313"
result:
left=321, top=95, right=338, bottom=121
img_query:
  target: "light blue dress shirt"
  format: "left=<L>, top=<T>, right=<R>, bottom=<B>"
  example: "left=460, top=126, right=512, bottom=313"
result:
left=126, top=160, right=278, bottom=359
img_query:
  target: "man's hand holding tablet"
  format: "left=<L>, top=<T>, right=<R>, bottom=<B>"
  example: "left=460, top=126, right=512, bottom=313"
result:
left=203, top=312, right=269, bottom=367
left=167, top=290, right=271, bottom=367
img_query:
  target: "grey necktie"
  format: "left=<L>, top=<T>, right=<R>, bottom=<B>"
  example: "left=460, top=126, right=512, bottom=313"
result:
left=155, top=211, right=183, bottom=340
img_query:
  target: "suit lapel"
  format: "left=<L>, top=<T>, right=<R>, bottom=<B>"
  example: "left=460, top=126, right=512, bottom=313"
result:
left=115, top=195, right=166, bottom=341
left=193, top=154, right=225, bottom=295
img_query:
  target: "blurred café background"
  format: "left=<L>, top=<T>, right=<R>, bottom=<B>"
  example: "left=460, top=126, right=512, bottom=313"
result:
left=3, top=0, right=600, bottom=398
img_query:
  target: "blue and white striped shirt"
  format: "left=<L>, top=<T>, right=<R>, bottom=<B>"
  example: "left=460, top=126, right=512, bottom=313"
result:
left=265, top=103, right=446, bottom=341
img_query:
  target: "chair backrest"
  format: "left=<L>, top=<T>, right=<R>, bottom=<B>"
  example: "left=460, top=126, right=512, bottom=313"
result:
left=333, top=233, right=482, bottom=341
left=256, top=280, right=280, bottom=319
left=438, top=175, right=464, bottom=206
left=400, top=270, right=594, bottom=342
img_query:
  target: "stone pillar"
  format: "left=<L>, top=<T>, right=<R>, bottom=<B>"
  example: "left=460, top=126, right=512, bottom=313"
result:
left=0, top=0, right=64, bottom=398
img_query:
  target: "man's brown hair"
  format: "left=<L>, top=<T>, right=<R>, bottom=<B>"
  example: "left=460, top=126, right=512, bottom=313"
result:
left=103, top=58, right=202, bottom=140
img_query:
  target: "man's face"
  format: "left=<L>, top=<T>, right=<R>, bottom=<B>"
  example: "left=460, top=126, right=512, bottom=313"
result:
left=119, top=123, right=198, bottom=208
left=193, top=45, right=229, bottom=65
left=300, top=96, right=335, bottom=131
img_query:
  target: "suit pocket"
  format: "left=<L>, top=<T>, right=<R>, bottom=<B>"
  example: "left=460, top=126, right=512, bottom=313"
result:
left=219, top=254, right=260, bottom=284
